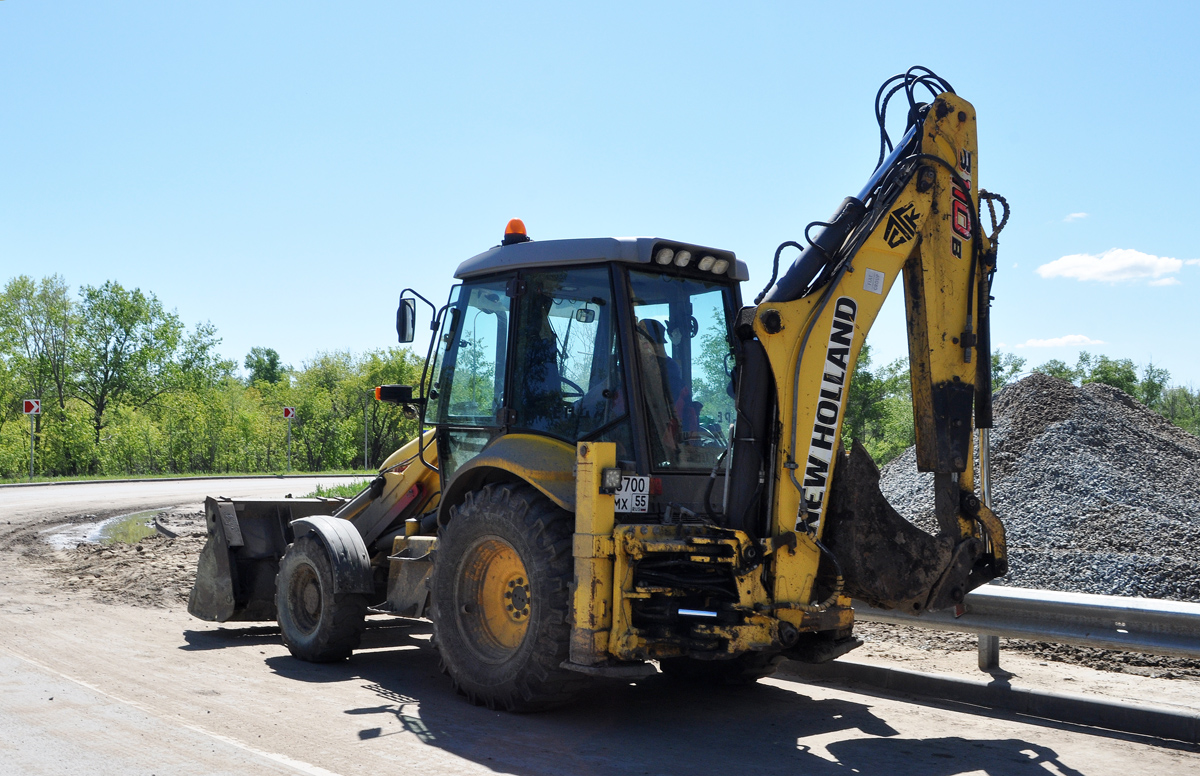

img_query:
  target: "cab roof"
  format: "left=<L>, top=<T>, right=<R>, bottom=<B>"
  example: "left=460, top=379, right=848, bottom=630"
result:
left=453, top=237, right=748, bottom=282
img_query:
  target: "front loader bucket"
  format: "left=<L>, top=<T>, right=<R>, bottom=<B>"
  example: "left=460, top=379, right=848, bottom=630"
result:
left=822, top=441, right=1001, bottom=614
left=188, top=496, right=346, bottom=622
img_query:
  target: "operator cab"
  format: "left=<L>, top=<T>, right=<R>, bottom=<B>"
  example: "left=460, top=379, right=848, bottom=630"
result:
left=414, top=222, right=748, bottom=518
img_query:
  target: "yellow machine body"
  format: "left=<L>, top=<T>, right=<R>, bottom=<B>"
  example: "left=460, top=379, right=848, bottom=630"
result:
left=190, top=74, right=1008, bottom=711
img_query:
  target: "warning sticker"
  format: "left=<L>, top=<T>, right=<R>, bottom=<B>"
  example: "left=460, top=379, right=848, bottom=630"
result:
left=863, top=268, right=886, bottom=295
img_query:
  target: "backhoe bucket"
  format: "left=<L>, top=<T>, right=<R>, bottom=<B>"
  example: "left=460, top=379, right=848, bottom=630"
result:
left=188, top=496, right=346, bottom=622
left=823, top=441, right=1001, bottom=614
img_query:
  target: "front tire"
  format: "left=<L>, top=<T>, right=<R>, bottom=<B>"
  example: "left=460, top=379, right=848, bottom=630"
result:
left=430, top=483, right=588, bottom=711
left=276, top=534, right=367, bottom=662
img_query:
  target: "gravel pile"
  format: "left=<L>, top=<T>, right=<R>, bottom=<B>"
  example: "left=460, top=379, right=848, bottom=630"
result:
left=879, top=373, right=1200, bottom=602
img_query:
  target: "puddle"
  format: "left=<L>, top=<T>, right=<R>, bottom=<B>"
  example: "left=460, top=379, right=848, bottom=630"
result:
left=44, top=509, right=167, bottom=550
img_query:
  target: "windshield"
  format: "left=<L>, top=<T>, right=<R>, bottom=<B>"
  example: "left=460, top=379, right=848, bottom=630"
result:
left=627, top=270, right=736, bottom=470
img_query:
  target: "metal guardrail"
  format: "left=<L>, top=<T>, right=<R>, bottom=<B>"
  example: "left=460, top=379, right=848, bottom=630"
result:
left=854, top=585, right=1200, bottom=668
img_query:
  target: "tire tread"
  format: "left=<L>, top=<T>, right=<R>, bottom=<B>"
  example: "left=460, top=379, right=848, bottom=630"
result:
left=431, top=483, right=590, bottom=712
left=276, top=534, right=367, bottom=662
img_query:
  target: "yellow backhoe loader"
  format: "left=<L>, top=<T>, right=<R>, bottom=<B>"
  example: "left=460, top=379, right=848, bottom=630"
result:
left=189, top=67, right=1010, bottom=711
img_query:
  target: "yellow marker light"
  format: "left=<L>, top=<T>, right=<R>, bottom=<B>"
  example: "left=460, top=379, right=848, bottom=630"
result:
left=374, top=386, right=382, bottom=401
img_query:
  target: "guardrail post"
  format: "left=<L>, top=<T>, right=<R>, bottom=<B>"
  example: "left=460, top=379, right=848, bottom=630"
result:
left=978, top=634, right=1000, bottom=671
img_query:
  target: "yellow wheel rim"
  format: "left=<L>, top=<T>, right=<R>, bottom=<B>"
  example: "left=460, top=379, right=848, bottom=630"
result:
left=458, top=537, right=531, bottom=661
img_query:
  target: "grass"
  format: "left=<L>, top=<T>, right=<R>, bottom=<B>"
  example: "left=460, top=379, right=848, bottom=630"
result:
left=0, top=469, right=371, bottom=486
left=305, top=479, right=372, bottom=499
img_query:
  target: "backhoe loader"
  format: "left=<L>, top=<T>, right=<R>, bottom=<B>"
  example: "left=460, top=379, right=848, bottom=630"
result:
left=189, top=67, right=1010, bottom=710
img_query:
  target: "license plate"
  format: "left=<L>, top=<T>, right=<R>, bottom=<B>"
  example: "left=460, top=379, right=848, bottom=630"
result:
left=613, top=475, right=649, bottom=513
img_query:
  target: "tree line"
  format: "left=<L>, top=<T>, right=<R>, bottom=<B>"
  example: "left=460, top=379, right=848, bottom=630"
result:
left=845, top=347, right=1200, bottom=467
left=5, top=273, right=1197, bottom=480
left=0, top=275, right=422, bottom=479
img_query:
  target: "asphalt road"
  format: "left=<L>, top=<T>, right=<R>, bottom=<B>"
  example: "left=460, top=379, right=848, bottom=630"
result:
left=1, top=480, right=1197, bottom=776
left=1, top=476, right=364, bottom=529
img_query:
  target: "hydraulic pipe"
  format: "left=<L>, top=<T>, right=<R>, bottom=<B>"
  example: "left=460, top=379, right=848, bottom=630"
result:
left=761, top=124, right=919, bottom=305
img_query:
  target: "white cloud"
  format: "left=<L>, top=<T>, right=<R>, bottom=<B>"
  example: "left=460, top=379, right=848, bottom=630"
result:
left=1036, top=248, right=1182, bottom=283
left=1150, top=277, right=1181, bottom=287
left=1014, top=334, right=1105, bottom=348
left=1063, top=212, right=1089, bottom=222
left=1188, top=259, right=1200, bottom=266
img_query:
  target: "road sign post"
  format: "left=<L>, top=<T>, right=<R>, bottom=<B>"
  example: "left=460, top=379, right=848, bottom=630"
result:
left=23, top=399, right=40, bottom=480
left=283, top=407, right=296, bottom=471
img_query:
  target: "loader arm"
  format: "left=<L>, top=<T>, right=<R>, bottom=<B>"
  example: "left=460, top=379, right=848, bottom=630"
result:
left=188, top=430, right=441, bottom=622
left=740, top=86, right=1007, bottom=617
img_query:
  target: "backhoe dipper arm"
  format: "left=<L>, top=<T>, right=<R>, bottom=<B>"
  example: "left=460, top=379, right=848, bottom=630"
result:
left=744, top=88, right=1006, bottom=615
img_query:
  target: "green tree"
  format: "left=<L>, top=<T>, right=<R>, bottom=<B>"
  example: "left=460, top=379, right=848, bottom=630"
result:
left=1160, top=385, right=1200, bottom=435
left=1033, top=359, right=1078, bottom=382
left=0, top=356, right=18, bottom=438
left=447, top=334, right=496, bottom=415
left=841, top=347, right=915, bottom=466
left=290, top=351, right=357, bottom=470
left=843, top=343, right=886, bottom=447
left=72, top=281, right=183, bottom=449
left=175, top=322, right=235, bottom=391
left=358, top=348, right=424, bottom=468
left=1078, top=351, right=1139, bottom=395
left=991, top=351, right=1026, bottom=392
left=0, top=275, right=75, bottom=410
left=245, top=346, right=288, bottom=385
left=0, top=275, right=76, bottom=475
left=692, top=317, right=735, bottom=430
left=866, top=358, right=916, bottom=465
left=1137, top=362, right=1170, bottom=410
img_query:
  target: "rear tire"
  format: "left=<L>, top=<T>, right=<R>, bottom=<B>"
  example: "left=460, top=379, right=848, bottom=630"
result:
left=276, top=534, right=367, bottom=662
left=659, top=652, right=784, bottom=685
left=430, top=483, right=589, bottom=711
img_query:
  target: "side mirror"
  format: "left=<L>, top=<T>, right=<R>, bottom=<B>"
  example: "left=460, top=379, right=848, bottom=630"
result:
left=396, top=297, right=417, bottom=343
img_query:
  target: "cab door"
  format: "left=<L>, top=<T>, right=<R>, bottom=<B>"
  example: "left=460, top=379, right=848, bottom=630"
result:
left=425, top=277, right=513, bottom=482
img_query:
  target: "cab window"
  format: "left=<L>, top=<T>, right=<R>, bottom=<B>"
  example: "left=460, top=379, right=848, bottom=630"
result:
left=425, top=280, right=510, bottom=426
left=628, top=270, right=736, bottom=470
left=510, top=267, right=628, bottom=447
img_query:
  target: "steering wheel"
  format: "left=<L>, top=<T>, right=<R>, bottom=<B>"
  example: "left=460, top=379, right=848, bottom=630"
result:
left=560, top=376, right=585, bottom=399
left=683, top=424, right=726, bottom=448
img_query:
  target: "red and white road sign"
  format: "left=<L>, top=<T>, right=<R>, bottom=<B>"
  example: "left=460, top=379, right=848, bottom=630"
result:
left=283, top=407, right=296, bottom=419
left=23, top=399, right=40, bottom=415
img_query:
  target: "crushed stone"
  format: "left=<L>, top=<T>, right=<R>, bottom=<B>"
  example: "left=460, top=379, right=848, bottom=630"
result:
left=879, top=373, right=1200, bottom=602
left=874, top=373, right=1200, bottom=678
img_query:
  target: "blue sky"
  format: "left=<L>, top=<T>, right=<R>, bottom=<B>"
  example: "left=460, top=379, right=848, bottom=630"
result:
left=4, top=2, right=1199, bottom=385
